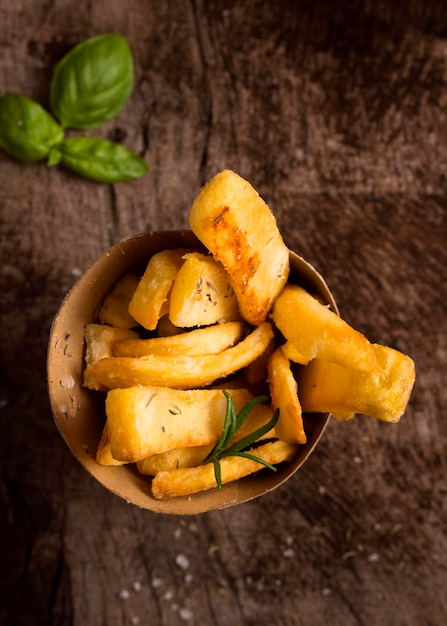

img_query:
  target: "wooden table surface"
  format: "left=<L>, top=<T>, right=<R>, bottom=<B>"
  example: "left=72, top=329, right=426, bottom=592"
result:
left=1, top=1, right=446, bottom=625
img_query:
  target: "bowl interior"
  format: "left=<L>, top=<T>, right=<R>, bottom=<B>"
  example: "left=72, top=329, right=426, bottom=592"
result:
left=47, top=230, right=337, bottom=514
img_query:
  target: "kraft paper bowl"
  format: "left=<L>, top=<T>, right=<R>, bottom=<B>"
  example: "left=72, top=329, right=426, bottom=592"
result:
left=47, top=230, right=338, bottom=515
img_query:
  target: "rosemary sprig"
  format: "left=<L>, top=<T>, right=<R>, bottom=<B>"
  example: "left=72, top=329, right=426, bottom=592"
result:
left=204, top=391, right=280, bottom=489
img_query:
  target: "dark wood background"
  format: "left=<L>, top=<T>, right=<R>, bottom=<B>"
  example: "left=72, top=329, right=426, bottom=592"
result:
left=1, top=1, right=446, bottom=624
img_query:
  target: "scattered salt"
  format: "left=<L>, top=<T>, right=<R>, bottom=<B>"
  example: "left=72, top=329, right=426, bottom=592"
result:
left=175, top=554, right=190, bottom=570
left=118, top=589, right=130, bottom=600
left=132, top=581, right=142, bottom=592
left=179, top=607, right=193, bottom=621
left=368, top=552, right=380, bottom=562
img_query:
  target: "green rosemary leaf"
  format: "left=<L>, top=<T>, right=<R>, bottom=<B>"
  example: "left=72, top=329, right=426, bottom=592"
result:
left=233, top=451, right=278, bottom=472
left=234, top=395, right=270, bottom=432
left=205, top=391, right=233, bottom=462
left=212, top=457, right=223, bottom=490
left=223, top=390, right=241, bottom=448
left=206, top=391, right=280, bottom=489
left=222, top=408, right=279, bottom=457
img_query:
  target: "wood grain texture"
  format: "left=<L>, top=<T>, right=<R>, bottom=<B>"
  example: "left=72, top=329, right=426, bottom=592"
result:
left=1, top=1, right=446, bottom=625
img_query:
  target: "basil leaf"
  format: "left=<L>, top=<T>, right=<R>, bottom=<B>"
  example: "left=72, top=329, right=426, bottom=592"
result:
left=58, top=137, right=148, bottom=183
left=0, top=93, right=63, bottom=162
left=50, top=34, right=134, bottom=129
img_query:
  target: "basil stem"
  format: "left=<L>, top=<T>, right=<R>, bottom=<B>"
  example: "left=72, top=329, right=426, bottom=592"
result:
left=50, top=33, right=135, bottom=130
left=56, top=137, right=148, bottom=183
left=0, top=93, right=63, bottom=163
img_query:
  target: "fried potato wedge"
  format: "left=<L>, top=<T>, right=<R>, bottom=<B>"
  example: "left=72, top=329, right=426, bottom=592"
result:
left=85, top=322, right=274, bottom=390
left=83, top=323, right=140, bottom=390
left=136, top=445, right=213, bottom=475
left=113, top=321, right=246, bottom=358
left=267, top=346, right=306, bottom=444
left=105, top=386, right=276, bottom=462
left=188, top=169, right=289, bottom=326
left=96, top=423, right=126, bottom=466
left=97, top=272, right=140, bottom=329
left=271, top=285, right=376, bottom=372
left=136, top=413, right=278, bottom=474
left=297, top=343, right=416, bottom=423
left=244, top=333, right=276, bottom=384
left=169, top=252, right=241, bottom=327
left=282, top=341, right=309, bottom=365
left=151, top=440, right=298, bottom=499
left=128, top=248, right=191, bottom=331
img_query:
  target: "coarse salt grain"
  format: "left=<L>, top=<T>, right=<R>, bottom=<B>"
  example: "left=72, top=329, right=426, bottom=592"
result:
left=175, top=554, right=190, bottom=570
left=179, top=607, right=193, bottom=621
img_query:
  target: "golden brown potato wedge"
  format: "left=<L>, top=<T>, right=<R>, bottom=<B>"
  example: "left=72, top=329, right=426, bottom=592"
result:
left=136, top=445, right=213, bottom=475
left=85, top=322, right=274, bottom=390
left=106, top=386, right=276, bottom=462
left=128, top=248, right=191, bottom=331
left=169, top=252, right=241, bottom=327
left=188, top=169, right=289, bottom=326
left=136, top=410, right=278, bottom=475
left=282, top=340, right=310, bottom=365
left=151, top=440, right=298, bottom=499
left=267, top=346, right=306, bottom=444
left=83, top=323, right=140, bottom=390
left=113, top=321, right=246, bottom=358
left=97, top=273, right=140, bottom=329
left=297, top=343, right=416, bottom=423
left=96, top=423, right=126, bottom=466
left=271, top=284, right=376, bottom=372
left=244, top=333, right=276, bottom=385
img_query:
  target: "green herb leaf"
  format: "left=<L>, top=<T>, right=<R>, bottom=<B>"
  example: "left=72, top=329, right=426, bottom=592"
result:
left=0, top=93, right=63, bottom=162
left=232, top=451, right=277, bottom=472
left=57, top=137, right=148, bottom=183
left=205, top=391, right=234, bottom=462
left=222, top=408, right=279, bottom=457
left=50, top=33, right=135, bottom=129
left=204, top=392, right=280, bottom=489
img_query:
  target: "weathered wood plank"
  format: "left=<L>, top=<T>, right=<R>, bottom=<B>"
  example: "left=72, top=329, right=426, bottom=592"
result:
left=1, top=1, right=446, bottom=625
